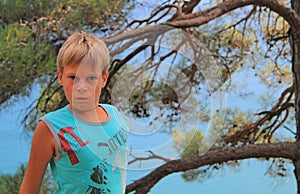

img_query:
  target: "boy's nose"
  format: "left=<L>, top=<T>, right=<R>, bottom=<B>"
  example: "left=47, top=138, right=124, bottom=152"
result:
left=76, top=81, right=88, bottom=93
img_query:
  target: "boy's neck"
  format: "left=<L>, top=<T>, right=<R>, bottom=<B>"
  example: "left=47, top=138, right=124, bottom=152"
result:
left=68, top=105, right=108, bottom=123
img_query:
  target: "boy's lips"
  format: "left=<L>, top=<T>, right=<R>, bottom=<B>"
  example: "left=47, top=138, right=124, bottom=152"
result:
left=75, top=97, right=89, bottom=101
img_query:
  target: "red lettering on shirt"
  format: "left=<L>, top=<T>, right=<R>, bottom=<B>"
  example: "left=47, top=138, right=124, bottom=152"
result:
left=58, top=127, right=89, bottom=165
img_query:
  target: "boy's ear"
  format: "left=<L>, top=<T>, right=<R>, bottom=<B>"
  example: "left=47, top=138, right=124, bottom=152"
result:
left=102, top=71, right=109, bottom=87
left=57, top=70, right=63, bottom=85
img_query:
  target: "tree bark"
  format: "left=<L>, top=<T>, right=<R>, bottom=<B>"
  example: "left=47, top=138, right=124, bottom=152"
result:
left=291, top=0, right=300, bottom=193
left=105, top=0, right=300, bottom=56
left=166, top=0, right=300, bottom=33
left=126, top=142, right=299, bottom=193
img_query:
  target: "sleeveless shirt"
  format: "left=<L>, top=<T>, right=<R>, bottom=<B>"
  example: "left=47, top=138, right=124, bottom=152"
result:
left=40, top=104, right=129, bottom=194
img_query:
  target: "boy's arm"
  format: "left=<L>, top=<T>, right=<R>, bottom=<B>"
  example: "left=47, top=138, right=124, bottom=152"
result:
left=19, top=121, right=56, bottom=194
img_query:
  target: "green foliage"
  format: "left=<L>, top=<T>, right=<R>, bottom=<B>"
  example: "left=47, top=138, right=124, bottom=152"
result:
left=0, top=23, right=56, bottom=106
left=46, top=0, right=129, bottom=32
left=0, top=0, right=49, bottom=24
left=38, top=82, right=67, bottom=114
left=0, top=0, right=129, bottom=28
left=0, top=0, right=133, bottom=110
left=173, top=128, right=204, bottom=158
left=219, top=109, right=250, bottom=137
left=0, top=165, right=25, bottom=194
left=257, top=62, right=292, bottom=87
left=0, top=164, right=55, bottom=194
left=173, top=128, right=228, bottom=182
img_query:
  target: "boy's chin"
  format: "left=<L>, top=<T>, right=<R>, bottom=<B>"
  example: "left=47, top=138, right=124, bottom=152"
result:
left=71, top=104, right=97, bottom=113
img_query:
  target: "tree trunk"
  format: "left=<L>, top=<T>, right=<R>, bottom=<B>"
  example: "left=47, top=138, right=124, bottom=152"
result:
left=291, top=0, right=300, bottom=193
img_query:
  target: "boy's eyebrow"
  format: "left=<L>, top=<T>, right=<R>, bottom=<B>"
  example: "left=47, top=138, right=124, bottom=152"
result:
left=64, top=71, right=100, bottom=77
left=64, top=72, right=76, bottom=76
left=89, top=73, right=100, bottom=76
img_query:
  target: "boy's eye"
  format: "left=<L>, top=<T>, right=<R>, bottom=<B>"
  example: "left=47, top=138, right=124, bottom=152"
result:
left=68, top=76, right=77, bottom=80
left=87, top=76, right=97, bottom=81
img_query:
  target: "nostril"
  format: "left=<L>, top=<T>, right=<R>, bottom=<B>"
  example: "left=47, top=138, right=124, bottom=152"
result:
left=76, top=84, right=88, bottom=92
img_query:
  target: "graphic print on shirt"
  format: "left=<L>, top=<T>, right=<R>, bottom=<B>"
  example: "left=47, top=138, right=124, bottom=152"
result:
left=58, top=127, right=89, bottom=165
left=86, top=163, right=111, bottom=194
left=96, top=129, right=127, bottom=156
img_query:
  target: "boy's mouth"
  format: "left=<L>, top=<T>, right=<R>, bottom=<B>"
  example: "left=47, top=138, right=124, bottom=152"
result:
left=75, top=97, right=89, bottom=101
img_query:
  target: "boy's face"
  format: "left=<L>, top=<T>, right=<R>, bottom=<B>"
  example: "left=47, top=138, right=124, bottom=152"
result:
left=57, top=63, right=108, bottom=113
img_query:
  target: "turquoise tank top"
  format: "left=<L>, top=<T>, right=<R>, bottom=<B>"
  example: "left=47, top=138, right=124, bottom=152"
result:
left=40, top=104, right=129, bottom=194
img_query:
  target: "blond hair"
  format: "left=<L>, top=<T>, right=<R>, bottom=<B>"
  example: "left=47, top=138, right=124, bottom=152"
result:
left=57, top=32, right=110, bottom=75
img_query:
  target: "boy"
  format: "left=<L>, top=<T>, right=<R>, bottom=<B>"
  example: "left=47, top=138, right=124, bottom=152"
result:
left=20, top=32, right=129, bottom=194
